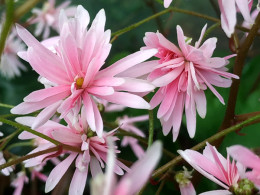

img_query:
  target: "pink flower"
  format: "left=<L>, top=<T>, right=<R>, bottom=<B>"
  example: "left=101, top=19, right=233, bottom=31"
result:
left=178, top=143, right=259, bottom=194
left=11, top=172, right=29, bottom=195
left=228, top=145, right=260, bottom=187
left=91, top=141, right=162, bottom=195
left=11, top=6, right=157, bottom=136
left=164, top=0, right=173, bottom=8
left=218, top=0, right=254, bottom=37
left=141, top=25, right=238, bottom=141
left=16, top=113, right=129, bottom=195
left=117, top=115, right=148, bottom=158
left=0, top=27, right=26, bottom=79
left=28, top=0, right=76, bottom=38
left=175, top=167, right=196, bottom=195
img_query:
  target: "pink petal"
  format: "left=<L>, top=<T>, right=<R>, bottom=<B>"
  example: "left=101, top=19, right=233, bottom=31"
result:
left=11, top=91, right=69, bottom=115
left=23, top=85, right=70, bottom=102
left=45, top=153, right=77, bottom=193
left=16, top=25, right=69, bottom=84
left=87, top=86, right=115, bottom=96
left=227, top=145, right=260, bottom=171
left=32, top=101, right=62, bottom=129
left=69, top=167, right=88, bottom=195
left=194, top=91, right=206, bottom=118
left=100, top=92, right=150, bottom=109
left=152, top=66, right=183, bottom=87
left=117, top=60, right=158, bottom=78
left=218, top=0, right=236, bottom=37
left=180, top=182, right=196, bottom=195
left=98, top=49, right=158, bottom=77
left=164, top=0, right=173, bottom=8
left=176, top=25, right=188, bottom=56
left=90, top=157, right=103, bottom=177
left=199, top=190, right=232, bottom=195
left=114, top=78, right=155, bottom=92
left=236, top=0, right=254, bottom=24
left=82, top=93, right=97, bottom=132
left=116, top=141, right=162, bottom=195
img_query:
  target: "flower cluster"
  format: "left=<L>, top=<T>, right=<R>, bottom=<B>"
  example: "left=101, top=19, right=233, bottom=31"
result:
left=0, top=0, right=259, bottom=195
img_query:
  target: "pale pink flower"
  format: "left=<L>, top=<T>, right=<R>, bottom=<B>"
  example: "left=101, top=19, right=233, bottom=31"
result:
left=0, top=26, right=26, bottom=79
left=218, top=0, right=254, bottom=37
left=11, top=172, right=29, bottom=195
left=28, top=0, right=76, bottom=39
left=175, top=167, right=196, bottom=195
left=91, top=141, right=162, bottom=195
left=117, top=115, right=148, bottom=158
left=11, top=6, right=157, bottom=136
left=164, top=0, right=173, bottom=8
left=16, top=113, right=129, bottom=195
left=0, top=151, right=13, bottom=176
left=178, top=143, right=259, bottom=194
left=228, top=145, right=260, bottom=187
left=141, top=25, right=238, bottom=141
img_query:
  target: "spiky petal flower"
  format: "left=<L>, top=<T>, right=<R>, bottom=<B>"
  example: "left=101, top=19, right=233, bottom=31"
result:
left=178, top=143, right=260, bottom=194
left=142, top=25, right=238, bottom=141
left=28, top=0, right=76, bottom=38
left=11, top=6, right=157, bottom=136
left=91, top=141, right=162, bottom=195
left=0, top=26, right=26, bottom=79
left=16, top=112, right=129, bottom=195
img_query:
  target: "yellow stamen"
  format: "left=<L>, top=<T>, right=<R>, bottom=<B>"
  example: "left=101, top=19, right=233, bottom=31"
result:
left=76, top=77, right=84, bottom=89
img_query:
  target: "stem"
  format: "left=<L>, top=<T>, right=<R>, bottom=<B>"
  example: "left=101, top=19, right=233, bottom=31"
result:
left=110, top=6, right=254, bottom=43
left=152, top=113, right=260, bottom=178
left=14, top=0, right=42, bottom=20
left=148, top=109, right=154, bottom=148
left=0, top=118, right=60, bottom=145
left=202, top=22, right=220, bottom=42
left=0, top=118, right=81, bottom=153
left=155, top=179, right=166, bottom=195
left=0, top=146, right=60, bottom=170
left=0, top=0, right=14, bottom=59
left=0, top=103, right=14, bottom=109
left=221, top=12, right=260, bottom=130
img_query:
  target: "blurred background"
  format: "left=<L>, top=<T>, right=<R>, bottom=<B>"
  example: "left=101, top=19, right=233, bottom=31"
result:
left=0, top=0, right=260, bottom=194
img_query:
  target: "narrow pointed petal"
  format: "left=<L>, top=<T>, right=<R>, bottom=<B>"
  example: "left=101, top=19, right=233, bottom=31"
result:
left=45, top=153, right=77, bottom=193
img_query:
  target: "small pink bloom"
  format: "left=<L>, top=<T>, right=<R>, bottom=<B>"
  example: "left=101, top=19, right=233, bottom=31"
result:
left=91, top=141, right=162, bottom=195
left=0, top=26, right=26, bottom=79
left=175, top=167, right=196, bottom=195
left=16, top=114, right=129, bottom=195
left=218, top=0, right=254, bottom=37
left=11, top=172, right=29, bottom=195
left=28, top=0, right=77, bottom=38
left=12, top=6, right=156, bottom=136
left=141, top=25, right=238, bottom=141
left=179, top=143, right=260, bottom=194
left=178, top=143, right=240, bottom=194
left=164, top=0, right=173, bottom=8
left=117, top=115, right=148, bottom=158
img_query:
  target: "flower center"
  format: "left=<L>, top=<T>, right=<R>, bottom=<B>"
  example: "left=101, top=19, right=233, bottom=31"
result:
left=230, top=179, right=259, bottom=195
left=76, top=77, right=84, bottom=89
